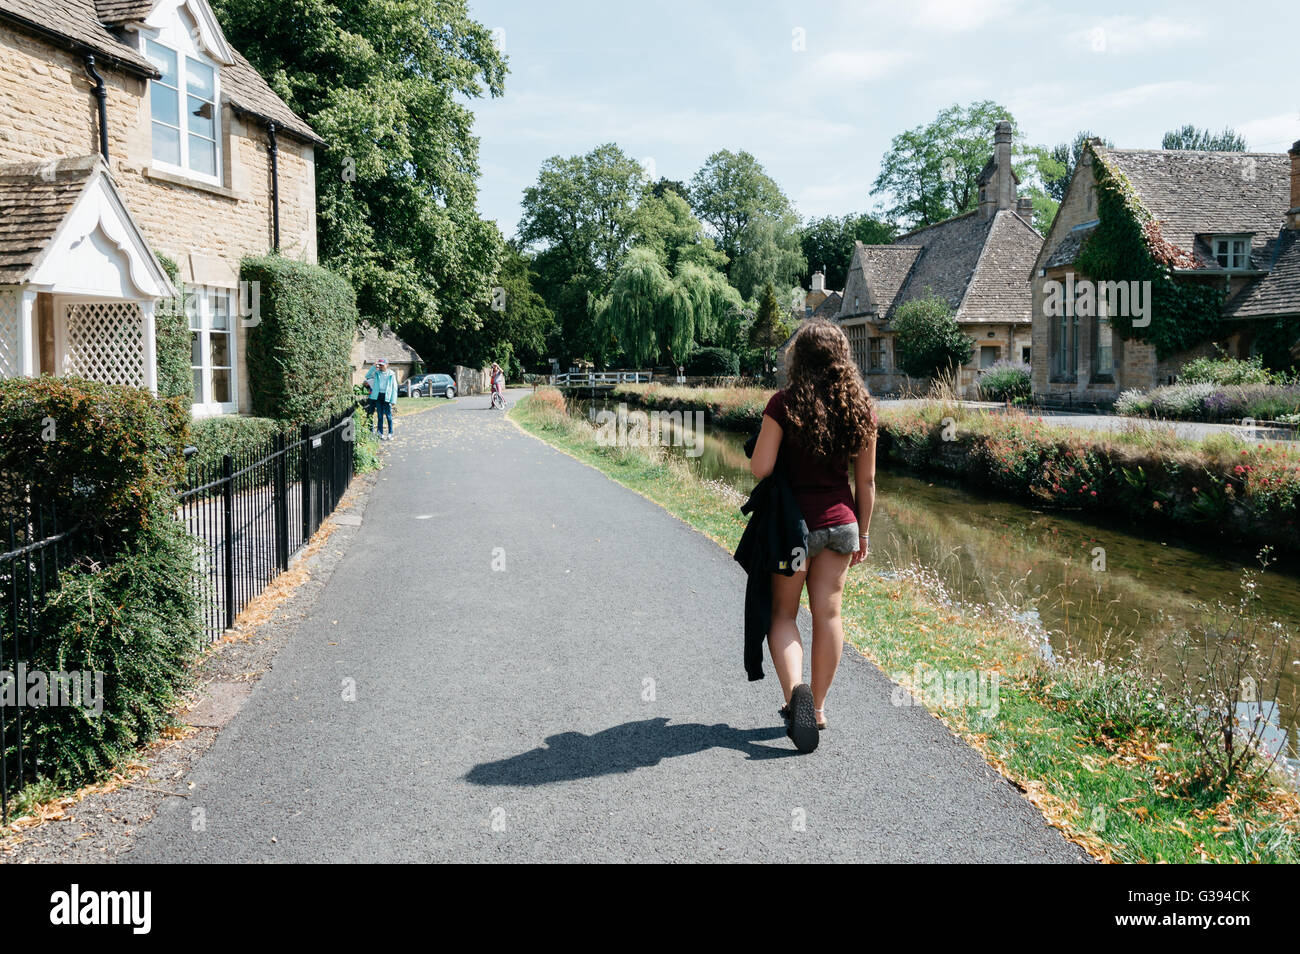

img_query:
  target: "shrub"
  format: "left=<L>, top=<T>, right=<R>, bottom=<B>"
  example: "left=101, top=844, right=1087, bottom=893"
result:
left=684, top=347, right=740, bottom=377
left=242, top=253, right=358, bottom=426
left=152, top=253, right=193, bottom=402
left=23, top=511, right=203, bottom=787
left=0, top=377, right=188, bottom=538
left=976, top=361, right=1031, bottom=403
left=1114, top=389, right=1153, bottom=416
left=891, top=294, right=974, bottom=379
left=188, top=415, right=284, bottom=474
left=1178, top=351, right=1274, bottom=387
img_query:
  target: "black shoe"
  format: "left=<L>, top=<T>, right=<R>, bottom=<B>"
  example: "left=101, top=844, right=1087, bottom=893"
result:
left=786, top=684, right=819, bottom=753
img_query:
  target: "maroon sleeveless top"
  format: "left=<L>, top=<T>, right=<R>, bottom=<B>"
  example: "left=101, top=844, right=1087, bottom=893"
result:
left=763, top=390, right=859, bottom=531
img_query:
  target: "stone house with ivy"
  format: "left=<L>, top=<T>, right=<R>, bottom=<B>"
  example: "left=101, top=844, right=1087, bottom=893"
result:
left=835, top=121, right=1042, bottom=396
left=1031, top=140, right=1300, bottom=404
left=0, top=0, right=322, bottom=417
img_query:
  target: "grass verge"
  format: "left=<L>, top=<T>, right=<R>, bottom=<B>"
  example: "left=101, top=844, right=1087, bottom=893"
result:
left=512, top=388, right=1300, bottom=863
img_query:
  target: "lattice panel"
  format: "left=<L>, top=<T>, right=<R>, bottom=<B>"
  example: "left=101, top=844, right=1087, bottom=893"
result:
left=63, top=301, right=145, bottom=387
left=0, top=289, right=19, bottom=379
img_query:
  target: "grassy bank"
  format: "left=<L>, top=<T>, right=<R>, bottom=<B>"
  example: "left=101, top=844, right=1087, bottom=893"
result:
left=609, top=382, right=1300, bottom=555
left=512, top=388, right=1300, bottom=863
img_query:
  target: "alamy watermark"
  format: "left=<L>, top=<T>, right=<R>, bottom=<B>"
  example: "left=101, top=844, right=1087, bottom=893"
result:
left=1042, top=272, right=1151, bottom=328
left=0, top=665, right=103, bottom=716
left=592, top=403, right=705, bottom=458
left=891, top=665, right=1000, bottom=719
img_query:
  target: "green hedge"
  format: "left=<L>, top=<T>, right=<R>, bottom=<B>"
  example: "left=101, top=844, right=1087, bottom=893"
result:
left=685, top=347, right=740, bottom=377
left=242, top=253, right=358, bottom=426
left=188, top=414, right=284, bottom=472
left=0, top=377, right=188, bottom=537
left=25, top=512, right=203, bottom=787
left=152, top=253, right=194, bottom=402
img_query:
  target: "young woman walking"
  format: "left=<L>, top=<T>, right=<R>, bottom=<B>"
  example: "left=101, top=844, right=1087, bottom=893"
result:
left=749, top=320, right=877, bottom=750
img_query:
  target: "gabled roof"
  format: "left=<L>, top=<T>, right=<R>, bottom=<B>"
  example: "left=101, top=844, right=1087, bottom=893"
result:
left=1099, top=147, right=1290, bottom=253
left=958, top=210, right=1044, bottom=322
left=0, top=154, right=176, bottom=298
left=1224, top=230, right=1300, bottom=319
left=0, top=0, right=320, bottom=143
left=811, top=290, right=841, bottom=319
left=0, top=0, right=156, bottom=73
left=1042, top=222, right=1097, bottom=270
left=837, top=207, right=1042, bottom=325
left=354, top=325, right=421, bottom=365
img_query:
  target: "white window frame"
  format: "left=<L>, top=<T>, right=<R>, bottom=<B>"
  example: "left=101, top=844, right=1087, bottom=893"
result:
left=1213, top=235, right=1251, bottom=270
left=140, top=19, right=224, bottom=187
left=190, top=288, right=238, bottom=416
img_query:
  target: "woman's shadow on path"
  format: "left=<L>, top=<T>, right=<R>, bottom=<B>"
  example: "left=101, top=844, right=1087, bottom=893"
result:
left=466, top=718, right=796, bottom=786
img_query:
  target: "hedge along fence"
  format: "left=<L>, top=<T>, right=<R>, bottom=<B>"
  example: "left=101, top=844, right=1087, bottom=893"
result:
left=242, top=253, right=358, bottom=426
left=0, top=377, right=202, bottom=806
left=0, top=376, right=188, bottom=538
left=881, top=405, right=1300, bottom=553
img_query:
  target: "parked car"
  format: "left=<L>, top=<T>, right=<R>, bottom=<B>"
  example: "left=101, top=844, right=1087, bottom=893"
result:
left=399, top=373, right=456, bottom=399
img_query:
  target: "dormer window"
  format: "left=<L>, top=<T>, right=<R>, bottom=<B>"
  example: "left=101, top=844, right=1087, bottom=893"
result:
left=1213, top=236, right=1250, bottom=270
left=146, top=39, right=220, bottom=181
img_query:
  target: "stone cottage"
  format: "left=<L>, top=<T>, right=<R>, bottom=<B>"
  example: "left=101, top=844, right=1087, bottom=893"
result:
left=0, top=0, right=321, bottom=416
left=835, top=121, right=1042, bottom=395
left=350, top=324, right=422, bottom=387
left=1031, top=140, right=1300, bottom=404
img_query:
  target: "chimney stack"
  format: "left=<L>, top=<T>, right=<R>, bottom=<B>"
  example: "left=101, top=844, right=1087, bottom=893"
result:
left=1289, top=141, right=1300, bottom=230
left=1016, top=196, right=1034, bottom=221
left=810, top=270, right=826, bottom=293
left=980, top=121, right=1016, bottom=220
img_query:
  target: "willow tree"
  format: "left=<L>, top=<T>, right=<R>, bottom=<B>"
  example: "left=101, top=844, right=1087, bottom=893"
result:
left=598, top=248, right=671, bottom=366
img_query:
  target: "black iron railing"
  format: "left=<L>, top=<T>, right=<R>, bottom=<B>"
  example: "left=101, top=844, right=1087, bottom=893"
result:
left=178, top=408, right=357, bottom=640
left=0, top=504, right=89, bottom=825
left=1, top=407, right=357, bottom=821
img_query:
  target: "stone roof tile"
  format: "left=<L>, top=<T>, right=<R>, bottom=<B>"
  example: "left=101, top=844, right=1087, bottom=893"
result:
left=0, top=155, right=99, bottom=283
left=1223, top=229, right=1300, bottom=319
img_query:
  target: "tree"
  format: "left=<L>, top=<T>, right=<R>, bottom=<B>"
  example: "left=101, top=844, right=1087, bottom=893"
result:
left=891, top=294, right=974, bottom=379
left=517, top=143, right=646, bottom=364
left=749, top=282, right=790, bottom=381
left=1041, top=131, right=1112, bottom=203
left=873, top=101, right=1018, bottom=228
left=731, top=211, right=807, bottom=301
left=518, top=143, right=646, bottom=281
left=689, top=150, right=793, bottom=279
left=630, top=188, right=726, bottom=274
left=212, top=0, right=506, bottom=340
left=800, top=214, right=896, bottom=289
left=1162, top=125, right=1248, bottom=152
left=414, top=245, right=557, bottom=375
left=593, top=248, right=672, bottom=367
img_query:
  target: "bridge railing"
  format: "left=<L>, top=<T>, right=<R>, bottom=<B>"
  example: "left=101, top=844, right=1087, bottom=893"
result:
left=552, top=371, right=653, bottom=387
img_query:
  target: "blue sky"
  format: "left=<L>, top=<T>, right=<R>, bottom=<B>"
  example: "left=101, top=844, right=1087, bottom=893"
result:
left=466, top=0, right=1300, bottom=239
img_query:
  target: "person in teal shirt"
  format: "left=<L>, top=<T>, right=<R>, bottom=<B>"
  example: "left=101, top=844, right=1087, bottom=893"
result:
left=367, top=358, right=397, bottom=439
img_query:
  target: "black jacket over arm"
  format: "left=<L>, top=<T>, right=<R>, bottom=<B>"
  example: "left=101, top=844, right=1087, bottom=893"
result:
left=733, top=431, right=808, bottom=681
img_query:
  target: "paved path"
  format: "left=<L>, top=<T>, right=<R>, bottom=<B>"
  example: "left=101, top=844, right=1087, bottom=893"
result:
left=125, top=391, right=1084, bottom=863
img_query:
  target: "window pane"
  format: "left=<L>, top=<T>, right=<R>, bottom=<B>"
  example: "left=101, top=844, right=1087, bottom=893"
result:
left=192, top=368, right=204, bottom=402
left=188, top=134, right=216, bottom=176
left=190, top=331, right=202, bottom=365
left=210, top=292, right=230, bottom=330
left=152, top=122, right=181, bottom=164
left=186, top=58, right=215, bottom=101
left=151, top=83, right=179, bottom=125
left=145, top=41, right=177, bottom=85
left=211, top=369, right=231, bottom=404
left=188, top=96, right=214, bottom=139
left=210, top=332, right=230, bottom=369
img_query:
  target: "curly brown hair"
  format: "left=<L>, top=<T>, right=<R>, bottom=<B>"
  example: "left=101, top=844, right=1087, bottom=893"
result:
left=783, top=320, right=876, bottom=461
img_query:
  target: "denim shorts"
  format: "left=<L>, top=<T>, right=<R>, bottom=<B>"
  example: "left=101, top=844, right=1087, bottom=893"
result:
left=807, top=521, right=859, bottom=558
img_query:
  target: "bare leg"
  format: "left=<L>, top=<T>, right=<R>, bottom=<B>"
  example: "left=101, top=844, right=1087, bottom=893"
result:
left=807, top=548, right=851, bottom=716
left=767, top=569, right=807, bottom=705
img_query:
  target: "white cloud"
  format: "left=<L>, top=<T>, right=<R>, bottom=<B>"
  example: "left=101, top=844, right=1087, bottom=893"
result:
left=806, top=49, right=911, bottom=84
left=1235, top=113, right=1300, bottom=151
left=908, top=0, right=1019, bottom=32
left=1068, top=16, right=1206, bottom=55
